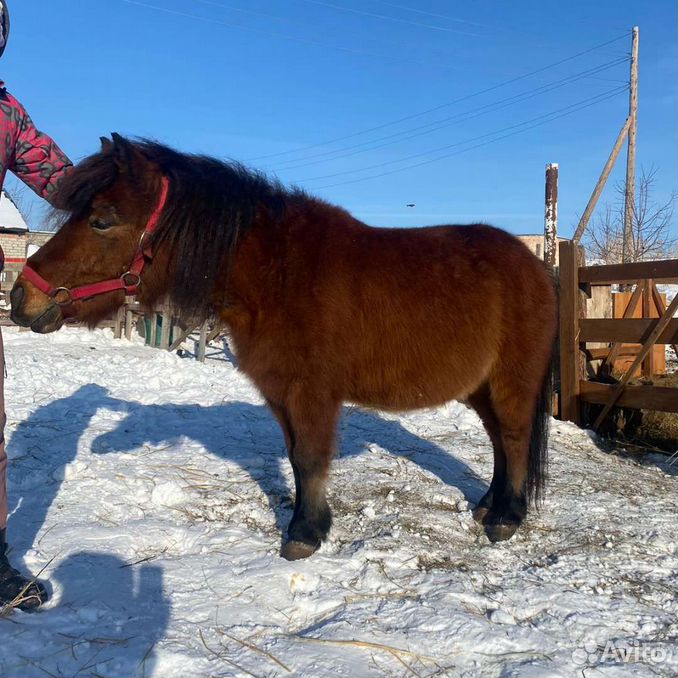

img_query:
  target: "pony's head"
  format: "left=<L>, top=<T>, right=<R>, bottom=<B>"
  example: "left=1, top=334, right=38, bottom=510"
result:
left=11, top=134, right=167, bottom=332
left=11, top=134, right=285, bottom=333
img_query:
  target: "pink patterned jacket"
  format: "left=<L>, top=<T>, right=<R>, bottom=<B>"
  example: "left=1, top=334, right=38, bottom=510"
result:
left=0, top=82, right=72, bottom=267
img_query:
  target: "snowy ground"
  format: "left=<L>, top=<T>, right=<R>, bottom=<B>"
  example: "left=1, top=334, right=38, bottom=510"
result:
left=0, top=327, right=676, bottom=678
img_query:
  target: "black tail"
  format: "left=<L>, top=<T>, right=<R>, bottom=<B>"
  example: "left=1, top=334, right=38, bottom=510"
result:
left=526, top=346, right=554, bottom=506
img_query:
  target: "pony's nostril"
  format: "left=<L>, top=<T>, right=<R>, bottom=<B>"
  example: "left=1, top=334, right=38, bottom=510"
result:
left=10, top=283, right=25, bottom=310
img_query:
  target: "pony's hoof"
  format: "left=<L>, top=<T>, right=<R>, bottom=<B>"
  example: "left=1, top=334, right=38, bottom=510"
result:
left=472, top=505, right=490, bottom=523
left=280, top=540, right=318, bottom=561
left=484, top=521, right=519, bottom=543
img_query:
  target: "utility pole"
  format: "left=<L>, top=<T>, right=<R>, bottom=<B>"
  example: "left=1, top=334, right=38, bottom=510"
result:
left=622, top=26, right=639, bottom=263
left=544, top=163, right=558, bottom=269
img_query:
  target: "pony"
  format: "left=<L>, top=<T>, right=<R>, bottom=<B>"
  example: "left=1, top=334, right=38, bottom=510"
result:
left=11, top=134, right=557, bottom=560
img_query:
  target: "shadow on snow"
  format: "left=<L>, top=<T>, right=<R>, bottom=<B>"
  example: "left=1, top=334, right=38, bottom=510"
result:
left=4, top=382, right=487, bottom=674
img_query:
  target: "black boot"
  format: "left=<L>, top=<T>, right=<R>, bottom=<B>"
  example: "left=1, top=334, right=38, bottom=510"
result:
left=0, top=529, right=48, bottom=611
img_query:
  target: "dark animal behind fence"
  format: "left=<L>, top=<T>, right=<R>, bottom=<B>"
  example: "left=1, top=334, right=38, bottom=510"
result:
left=11, top=134, right=558, bottom=559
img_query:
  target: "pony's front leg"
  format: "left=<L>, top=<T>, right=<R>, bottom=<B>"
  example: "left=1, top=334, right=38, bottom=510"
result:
left=268, top=394, right=340, bottom=561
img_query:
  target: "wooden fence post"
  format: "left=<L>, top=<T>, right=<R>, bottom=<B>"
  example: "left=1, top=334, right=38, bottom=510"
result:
left=114, top=306, right=125, bottom=339
left=149, top=313, right=158, bottom=347
left=197, top=322, right=208, bottom=362
left=159, top=306, right=172, bottom=350
left=558, top=240, right=581, bottom=424
left=544, top=163, right=558, bottom=270
left=125, top=301, right=134, bottom=340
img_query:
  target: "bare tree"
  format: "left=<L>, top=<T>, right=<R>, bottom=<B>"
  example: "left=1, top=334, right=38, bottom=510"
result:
left=585, top=166, right=677, bottom=264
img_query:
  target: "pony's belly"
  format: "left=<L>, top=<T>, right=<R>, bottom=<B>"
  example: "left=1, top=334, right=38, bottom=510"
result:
left=347, top=355, right=492, bottom=412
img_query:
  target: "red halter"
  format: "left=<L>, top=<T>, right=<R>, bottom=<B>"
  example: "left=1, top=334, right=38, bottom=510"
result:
left=21, top=177, right=170, bottom=308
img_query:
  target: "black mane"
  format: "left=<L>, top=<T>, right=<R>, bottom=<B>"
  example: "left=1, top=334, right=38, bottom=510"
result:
left=54, top=138, right=301, bottom=320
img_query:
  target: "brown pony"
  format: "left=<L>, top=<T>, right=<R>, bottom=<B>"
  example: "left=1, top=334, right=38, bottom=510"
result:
left=11, top=134, right=557, bottom=559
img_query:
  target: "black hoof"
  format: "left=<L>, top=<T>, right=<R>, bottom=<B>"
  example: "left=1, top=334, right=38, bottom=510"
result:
left=483, top=514, right=520, bottom=542
left=280, top=540, right=319, bottom=561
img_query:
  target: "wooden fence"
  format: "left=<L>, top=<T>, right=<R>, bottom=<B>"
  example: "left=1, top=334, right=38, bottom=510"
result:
left=114, top=300, right=223, bottom=362
left=558, top=240, right=678, bottom=429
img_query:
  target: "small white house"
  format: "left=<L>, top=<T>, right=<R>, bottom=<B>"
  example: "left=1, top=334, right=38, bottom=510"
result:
left=0, top=189, right=55, bottom=295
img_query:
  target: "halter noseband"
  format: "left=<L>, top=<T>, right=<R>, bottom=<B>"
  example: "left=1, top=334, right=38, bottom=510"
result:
left=21, top=176, right=170, bottom=308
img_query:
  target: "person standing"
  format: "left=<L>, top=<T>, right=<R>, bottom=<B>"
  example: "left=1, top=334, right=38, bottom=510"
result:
left=0, top=0, right=72, bottom=610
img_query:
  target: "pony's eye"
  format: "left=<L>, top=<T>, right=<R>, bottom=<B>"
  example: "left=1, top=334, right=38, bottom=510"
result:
left=90, top=218, right=113, bottom=231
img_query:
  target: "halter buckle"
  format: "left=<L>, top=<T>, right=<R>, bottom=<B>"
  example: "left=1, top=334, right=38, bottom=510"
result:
left=121, top=271, right=141, bottom=288
left=51, top=287, right=73, bottom=306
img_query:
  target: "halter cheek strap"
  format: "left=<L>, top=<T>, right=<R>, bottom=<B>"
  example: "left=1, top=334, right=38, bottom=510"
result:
left=21, top=176, right=170, bottom=307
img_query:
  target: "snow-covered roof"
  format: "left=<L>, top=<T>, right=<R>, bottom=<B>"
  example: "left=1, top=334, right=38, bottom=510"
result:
left=0, top=189, right=28, bottom=231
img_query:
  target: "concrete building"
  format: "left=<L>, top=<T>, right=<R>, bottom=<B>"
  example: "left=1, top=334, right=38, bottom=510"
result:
left=516, top=233, right=568, bottom=265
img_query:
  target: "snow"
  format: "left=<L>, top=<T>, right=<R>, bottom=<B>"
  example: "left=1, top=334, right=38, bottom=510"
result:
left=0, top=326, right=676, bottom=677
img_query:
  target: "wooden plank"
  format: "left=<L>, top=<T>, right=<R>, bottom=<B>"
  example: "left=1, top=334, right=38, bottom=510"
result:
left=543, top=163, right=558, bottom=269
left=159, top=311, right=171, bottom=350
left=578, top=258, right=678, bottom=285
left=651, top=282, right=678, bottom=359
left=125, top=305, right=134, bottom=341
left=609, top=287, right=666, bottom=376
left=592, top=294, right=678, bottom=429
left=577, top=247, right=588, bottom=380
left=599, top=281, right=642, bottom=373
left=197, top=322, right=208, bottom=362
left=588, top=347, right=640, bottom=360
left=169, top=323, right=199, bottom=352
left=580, top=318, right=678, bottom=344
left=642, top=280, right=654, bottom=377
left=113, top=306, right=124, bottom=339
left=206, top=324, right=223, bottom=344
left=573, top=116, right=631, bottom=243
left=149, top=313, right=158, bottom=347
left=558, top=241, right=580, bottom=424
left=580, top=381, right=677, bottom=413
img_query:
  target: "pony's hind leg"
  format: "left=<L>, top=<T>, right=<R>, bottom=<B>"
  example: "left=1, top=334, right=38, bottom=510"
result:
left=268, top=392, right=339, bottom=561
left=465, top=382, right=505, bottom=523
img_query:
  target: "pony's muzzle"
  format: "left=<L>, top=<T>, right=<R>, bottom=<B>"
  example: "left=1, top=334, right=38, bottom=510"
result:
left=10, top=280, right=64, bottom=333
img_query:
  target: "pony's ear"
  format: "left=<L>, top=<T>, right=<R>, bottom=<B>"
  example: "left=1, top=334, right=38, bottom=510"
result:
left=110, top=132, right=136, bottom=174
left=100, top=136, right=113, bottom=152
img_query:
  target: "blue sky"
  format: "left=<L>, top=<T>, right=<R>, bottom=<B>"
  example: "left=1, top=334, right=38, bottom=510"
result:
left=4, top=0, right=677, bottom=236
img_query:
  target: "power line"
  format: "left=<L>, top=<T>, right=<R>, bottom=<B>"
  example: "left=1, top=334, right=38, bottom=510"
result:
left=367, top=0, right=489, bottom=28
left=193, top=0, right=307, bottom=24
left=268, top=57, right=629, bottom=171
left=119, top=0, right=452, bottom=68
left=368, top=1, right=625, bottom=51
left=295, top=85, right=628, bottom=185
left=192, top=0, right=474, bottom=64
left=311, top=87, right=627, bottom=190
left=299, top=0, right=484, bottom=37
left=248, top=31, right=629, bottom=161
